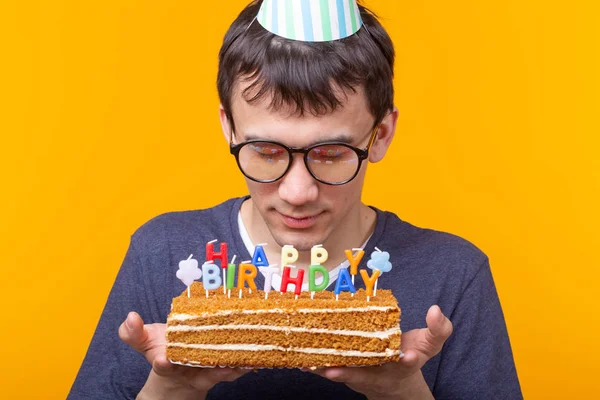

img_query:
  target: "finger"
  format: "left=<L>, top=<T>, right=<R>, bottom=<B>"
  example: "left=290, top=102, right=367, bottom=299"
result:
left=423, top=305, right=453, bottom=355
left=152, top=352, right=179, bottom=376
left=398, top=349, right=419, bottom=369
left=317, top=367, right=374, bottom=386
left=118, top=312, right=148, bottom=352
left=209, top=367, right=249, bottom=383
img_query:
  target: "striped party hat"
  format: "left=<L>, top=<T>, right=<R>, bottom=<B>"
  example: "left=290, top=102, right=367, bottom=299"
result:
left=257, top=0, right=363, bottom=42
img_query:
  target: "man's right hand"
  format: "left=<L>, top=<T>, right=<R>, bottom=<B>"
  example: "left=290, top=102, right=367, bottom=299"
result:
left=118, top=311, right=250, bottom=400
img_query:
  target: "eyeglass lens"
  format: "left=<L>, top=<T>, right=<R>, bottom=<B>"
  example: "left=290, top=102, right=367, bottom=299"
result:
left=238, top=142, right=360, bottom=184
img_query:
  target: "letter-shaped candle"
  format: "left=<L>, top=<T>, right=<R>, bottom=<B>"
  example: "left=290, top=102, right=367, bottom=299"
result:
left=251, top=244, right=269, bottom=267
left=237, top=263, right=258, bottom=292
left=201, top=262, right=222, bottom=294
left=206, top=240, right=228, bottom=267
left=280, top=266, right=305, bottom=296
left=359, top=269, right=380, bottom=301
left=259, top=265, right=280, bottom=299
left=334, top=268, right=356, bottom=300
left=207, top=240, right=228, bottom=291
left=308, top=265, right=329, bottom=298
left=226, top=262, right=236, bottom=289
left=281, top=245, right=298, bottom=274
left=310, top=245, right=328, bottom=266
left=345, top=248, right=365, bottom=282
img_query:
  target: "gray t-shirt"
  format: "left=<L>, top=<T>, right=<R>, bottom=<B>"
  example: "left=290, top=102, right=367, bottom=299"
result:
left=68, top=196, right=522, bottom=399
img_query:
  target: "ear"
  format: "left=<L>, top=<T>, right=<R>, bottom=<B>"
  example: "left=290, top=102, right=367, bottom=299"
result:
left=369, top=107, right=399, bottom=163
left=219, top=104, right=233, bottom=144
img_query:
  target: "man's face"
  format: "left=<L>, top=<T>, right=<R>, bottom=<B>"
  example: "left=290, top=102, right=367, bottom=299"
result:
left=223, top=85, right=384, bottom=251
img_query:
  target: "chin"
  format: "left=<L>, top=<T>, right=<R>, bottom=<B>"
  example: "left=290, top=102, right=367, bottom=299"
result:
left=268, top=227, right=330, bottom=252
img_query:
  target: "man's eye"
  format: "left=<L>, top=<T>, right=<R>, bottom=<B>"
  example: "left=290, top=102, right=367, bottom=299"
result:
left=249, top=144, right=283, bottom=155
left=313, top=147, right=348, bottom=158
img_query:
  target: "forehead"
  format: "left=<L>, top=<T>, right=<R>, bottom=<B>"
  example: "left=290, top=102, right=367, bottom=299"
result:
left=230, top=79, right=374, bottom=143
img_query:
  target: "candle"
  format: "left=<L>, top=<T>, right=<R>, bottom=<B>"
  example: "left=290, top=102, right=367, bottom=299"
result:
left=367, top=247, right=393, bottom=296
left=223, top=255, right=236, bottom=294
left=226, top=260, right=236, bottom=298
left=206, top=240, right=228, bottom=268
left=345, top=248, right=365, bottom=286
left=359, top=269, right=380, bottom=302
left=281, top=245, right=298, bottom=274
left=280, top=266, right=304, bottom=297
left=251, top=243, right=270, bottom=267
left=176, top=254, right=202, bottom=298
left=310, top=244, right=328, bottom=266
left=308, top=265, right=329, bottom=299
left=259, top=264, right=279, bottom=299
left=237, top=261, right=258, bottom=298
left=201, top=261, right=222, bottom=297
left=333, top=268, right=356, bottom=300
left=308, top=245, right=329, bottom=298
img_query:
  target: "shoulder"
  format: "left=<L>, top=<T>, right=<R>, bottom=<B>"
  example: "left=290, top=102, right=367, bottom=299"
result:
left=130, top=197, right=243, bottom=253
left=378, top=209, right=487, bottom=265
left=374, top=209, right=489, bottom=302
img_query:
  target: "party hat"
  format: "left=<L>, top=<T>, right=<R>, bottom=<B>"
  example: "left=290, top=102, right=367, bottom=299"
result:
left=257, top=0, right=363, bottom=42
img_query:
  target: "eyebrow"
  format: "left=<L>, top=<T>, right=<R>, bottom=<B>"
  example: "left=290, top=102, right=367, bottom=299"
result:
left=242, top=133, right=356, bottom=147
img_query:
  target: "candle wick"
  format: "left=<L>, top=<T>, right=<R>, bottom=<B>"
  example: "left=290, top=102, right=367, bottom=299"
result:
left=208, top=239, right=218, bottom=244
left=187, top=254, right=194, bottom=260
left=375, top=247, right=383, bottom=253
left=231, top=255, right=237, bottom=264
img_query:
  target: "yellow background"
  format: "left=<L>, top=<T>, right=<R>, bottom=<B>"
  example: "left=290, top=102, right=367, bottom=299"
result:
left=1, top=0, right=598, bottom=398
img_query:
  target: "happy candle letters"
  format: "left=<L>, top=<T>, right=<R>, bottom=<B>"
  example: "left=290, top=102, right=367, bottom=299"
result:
left=175, top=241, right=391, bottom=301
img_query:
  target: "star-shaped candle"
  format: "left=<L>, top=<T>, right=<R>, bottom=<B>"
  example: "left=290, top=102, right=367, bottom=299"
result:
left=176, top=254, right=202, bottom=298
left=366, top=247, right=393, bottom=296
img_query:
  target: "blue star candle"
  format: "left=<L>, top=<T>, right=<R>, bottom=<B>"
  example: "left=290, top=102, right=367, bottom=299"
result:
left=367, top=247, right=393, bottom=296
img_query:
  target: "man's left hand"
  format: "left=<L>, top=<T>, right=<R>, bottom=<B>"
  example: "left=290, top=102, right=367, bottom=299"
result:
left=309, top=305, right=453, bottom=400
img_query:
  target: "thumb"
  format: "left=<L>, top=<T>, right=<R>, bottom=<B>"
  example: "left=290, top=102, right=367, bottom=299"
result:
left=118, top=311, right=148, bottom=353
left=423, top=305, right=453, bottom=357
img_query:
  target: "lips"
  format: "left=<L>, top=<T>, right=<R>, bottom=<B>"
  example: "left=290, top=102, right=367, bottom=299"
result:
left=279, top=211, right=323, bottom=229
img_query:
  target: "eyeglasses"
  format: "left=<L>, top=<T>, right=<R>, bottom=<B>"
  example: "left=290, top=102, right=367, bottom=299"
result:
left=229, top=126, right=379, bottom=185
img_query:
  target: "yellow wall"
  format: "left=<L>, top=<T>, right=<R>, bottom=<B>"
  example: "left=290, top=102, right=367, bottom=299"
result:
left=1, top=0, right=598, bottom=398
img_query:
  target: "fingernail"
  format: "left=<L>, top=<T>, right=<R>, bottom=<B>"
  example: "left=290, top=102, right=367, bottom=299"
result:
left=125, top=313, right=134, bottom=331
left=433, top=305, right=443, bottom=320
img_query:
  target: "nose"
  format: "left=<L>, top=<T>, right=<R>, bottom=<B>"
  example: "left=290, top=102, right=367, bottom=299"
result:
left=278, top=154, right=319, bottom=206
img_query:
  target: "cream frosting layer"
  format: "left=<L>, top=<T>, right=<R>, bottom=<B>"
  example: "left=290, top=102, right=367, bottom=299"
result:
left=167, top=324, right=401, bottom=339
left=167, top=342, right=400, bottom=358
left=168, top=306, right=396, bottom=321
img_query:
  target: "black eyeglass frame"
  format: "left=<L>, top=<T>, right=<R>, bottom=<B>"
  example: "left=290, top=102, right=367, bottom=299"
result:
left=229, top=126, right=380, bottom=186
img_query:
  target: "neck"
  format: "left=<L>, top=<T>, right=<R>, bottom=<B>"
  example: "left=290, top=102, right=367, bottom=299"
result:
left=240, top=198, right=376, bottom=273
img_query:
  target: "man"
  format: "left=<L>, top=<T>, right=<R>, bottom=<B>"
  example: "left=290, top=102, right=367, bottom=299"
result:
left=68, top=1, right=522, bottom=399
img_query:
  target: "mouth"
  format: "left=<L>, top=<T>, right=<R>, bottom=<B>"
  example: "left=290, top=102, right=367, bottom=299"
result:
left=278, top=211, right=323, bottom=229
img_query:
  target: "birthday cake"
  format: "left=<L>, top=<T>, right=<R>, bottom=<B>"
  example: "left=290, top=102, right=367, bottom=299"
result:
left=166, top=282, right=401, bottom=368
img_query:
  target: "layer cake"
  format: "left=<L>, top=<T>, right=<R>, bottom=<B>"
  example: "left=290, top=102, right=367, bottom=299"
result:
left=166, top=282, right=401, bottom=368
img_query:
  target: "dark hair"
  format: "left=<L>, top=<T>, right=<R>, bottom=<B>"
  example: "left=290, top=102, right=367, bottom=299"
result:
left=217, top=0, right=395, bottom=133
